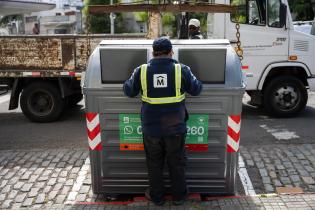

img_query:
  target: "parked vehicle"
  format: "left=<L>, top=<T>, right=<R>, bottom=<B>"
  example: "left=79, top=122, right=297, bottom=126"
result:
left=208, top=0, right=315, bottom=117
left=2, top=0, right=314, bottom=121
left=293, top=21, right=315, bottom=36
left=0, top=34, right=143, bottom=122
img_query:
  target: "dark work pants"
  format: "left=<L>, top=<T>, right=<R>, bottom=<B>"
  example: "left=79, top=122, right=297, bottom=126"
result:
left=143, top=134, right=187, bottom=202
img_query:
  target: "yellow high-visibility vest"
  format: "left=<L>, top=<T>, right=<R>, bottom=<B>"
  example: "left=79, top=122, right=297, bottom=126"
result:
left=140, top=63, right=185, bottom=104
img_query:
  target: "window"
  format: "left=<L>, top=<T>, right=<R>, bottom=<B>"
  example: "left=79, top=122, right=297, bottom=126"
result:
left=268, top=0, right=281, bottom=27
left=25, top=16, right=37, bottom=23
left=54, top=29, right=67, bottom=34
left=231, top=0, right=266, bottom=26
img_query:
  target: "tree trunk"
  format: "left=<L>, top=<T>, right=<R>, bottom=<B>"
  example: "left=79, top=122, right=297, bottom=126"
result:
left=147, top=12, right=161, bottom=39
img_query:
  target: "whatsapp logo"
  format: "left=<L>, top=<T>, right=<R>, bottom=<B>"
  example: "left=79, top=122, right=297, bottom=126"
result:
left=124, top=126, right=133, bottom=134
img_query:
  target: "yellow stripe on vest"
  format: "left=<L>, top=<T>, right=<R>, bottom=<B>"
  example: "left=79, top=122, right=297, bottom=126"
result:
left=175, top=64, right=181, bottom=97
left=140, top=64, right=148, bottom=98
left=140, top=63, right=185, bottom=104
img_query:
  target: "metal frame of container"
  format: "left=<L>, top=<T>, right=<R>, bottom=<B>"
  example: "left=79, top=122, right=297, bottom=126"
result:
left=84, top=40, right=245, bottom=196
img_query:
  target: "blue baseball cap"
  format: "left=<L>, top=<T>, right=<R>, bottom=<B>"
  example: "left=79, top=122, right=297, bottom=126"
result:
left=152, top=37, right=172, bottom=53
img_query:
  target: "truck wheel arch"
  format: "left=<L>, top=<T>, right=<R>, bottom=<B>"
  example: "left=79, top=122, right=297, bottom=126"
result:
left=9, top=78, right=64, bottom=110
left=258, top=62, right=311, bottom=90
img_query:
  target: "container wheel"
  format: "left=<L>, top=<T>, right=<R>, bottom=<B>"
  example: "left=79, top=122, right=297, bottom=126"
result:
left=20, top=82, right=65, bottom=122
left=263, top=76, right=308, bottom=117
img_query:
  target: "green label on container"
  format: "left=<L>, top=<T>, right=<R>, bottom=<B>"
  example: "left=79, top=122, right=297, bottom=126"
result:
left=185, top=114, right=209, bottom=144
left=119, top=114, right=209, bottom=145
left=119, top=114, right=143, bottom=144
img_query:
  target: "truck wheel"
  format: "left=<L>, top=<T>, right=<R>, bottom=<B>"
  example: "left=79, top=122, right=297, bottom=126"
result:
left=263, top=76, right=308, bottom=117
left=20, top=82, right=65, bottom=122
left=66, top=93, right=83, bottom=108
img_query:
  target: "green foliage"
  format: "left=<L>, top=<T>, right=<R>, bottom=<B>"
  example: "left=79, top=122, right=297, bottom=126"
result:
left=83, top=0, right=110, bottom=33
left=134, top=12, right=148, bottom=22
left=162, top=13, right=177, bottom=37
left=0, top=15, right=22, bottom=27
left=288, top=0, right=314, bottom=20
left=83, top=0, right=125, bottom=33
left=162, top=13, right=175, bottom=25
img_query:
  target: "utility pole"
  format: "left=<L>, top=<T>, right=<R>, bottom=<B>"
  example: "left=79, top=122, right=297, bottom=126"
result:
left=110, top=0, right=114, bottom=34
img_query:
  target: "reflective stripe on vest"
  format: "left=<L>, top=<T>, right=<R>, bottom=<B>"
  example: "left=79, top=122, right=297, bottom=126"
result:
left=140, top=63, right=185, bottom=104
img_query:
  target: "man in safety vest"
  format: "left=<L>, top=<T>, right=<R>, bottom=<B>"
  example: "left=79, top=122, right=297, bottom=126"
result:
left=123, top=38, right=202, bottom=206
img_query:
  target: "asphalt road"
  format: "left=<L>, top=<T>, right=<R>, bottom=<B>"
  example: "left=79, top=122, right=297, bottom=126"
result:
left=0, top=92, right=87, bottom=150
left=241, top=92, right=315, bottom=146
left=1, top=91, right=314, bottom=150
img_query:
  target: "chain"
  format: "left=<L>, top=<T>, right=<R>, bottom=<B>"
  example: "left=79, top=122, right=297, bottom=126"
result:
left=85, top=9, right=92, bottom=67
left=234, top=8, right=243, bottom=61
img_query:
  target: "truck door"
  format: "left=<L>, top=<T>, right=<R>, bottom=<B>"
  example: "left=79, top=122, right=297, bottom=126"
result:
left=226, top=0, right=289, bottom=90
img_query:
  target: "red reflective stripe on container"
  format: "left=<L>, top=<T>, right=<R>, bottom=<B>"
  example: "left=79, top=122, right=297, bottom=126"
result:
left=227, top=144, right=237, bottom=153
left=86, top=113, right=102, bottom=151
left=93, top=143, right=102, bottom=151
left=87, top=124, right=100, bottom=140
left=230, top=115, right=241, bottom=124
left=227, top=115, right=241, bottom=153
left=86, top=113, right=98, bottom=122
left=228, top=127, right=240, bottom=142
left=185, top=144, right=208, bottom=151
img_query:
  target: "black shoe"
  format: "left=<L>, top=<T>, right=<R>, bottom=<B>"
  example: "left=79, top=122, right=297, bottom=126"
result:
left=145, top=189, right=165, bottom=206
left=172, top=191, right=188, bottom=206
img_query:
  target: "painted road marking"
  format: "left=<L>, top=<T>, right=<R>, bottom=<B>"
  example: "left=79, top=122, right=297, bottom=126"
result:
left=0, top=94, right=10, bottom=104
left=260, top=124, right=299, bottom=140
left=238, top=154, right=256, bottom=196
left=65, top=157, right=90, bottom=204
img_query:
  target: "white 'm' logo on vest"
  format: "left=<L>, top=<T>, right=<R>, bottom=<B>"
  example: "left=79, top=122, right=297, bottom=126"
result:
left=153, top=74, right=167, bottom=88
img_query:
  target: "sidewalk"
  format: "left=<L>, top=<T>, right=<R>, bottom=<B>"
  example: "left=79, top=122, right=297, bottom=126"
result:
left=37, top=193, right=315, bottom=210
left=1, top=149, right=315, bottom=209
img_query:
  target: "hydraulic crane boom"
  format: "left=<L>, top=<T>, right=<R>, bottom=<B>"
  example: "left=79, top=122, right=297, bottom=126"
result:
left=88, top=4, right=236, bottom=14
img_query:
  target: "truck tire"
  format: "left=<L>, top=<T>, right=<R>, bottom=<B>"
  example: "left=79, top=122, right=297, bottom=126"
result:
left=263, top=76, right=308, bottom=117
left=20, top=82, right=65, bottom=122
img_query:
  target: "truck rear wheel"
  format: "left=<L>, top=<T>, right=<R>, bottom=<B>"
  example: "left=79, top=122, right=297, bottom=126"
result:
left=263, top=76, right=308, bottom=117
left=20, top=82, right=65, bottom=122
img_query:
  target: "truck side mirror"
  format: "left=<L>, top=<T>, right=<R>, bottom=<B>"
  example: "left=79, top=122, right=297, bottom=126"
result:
left=279, top=3, right=287, bottom=28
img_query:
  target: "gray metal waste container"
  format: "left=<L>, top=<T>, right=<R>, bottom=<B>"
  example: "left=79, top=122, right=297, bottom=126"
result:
left=83, top=39, right=245, bottom=196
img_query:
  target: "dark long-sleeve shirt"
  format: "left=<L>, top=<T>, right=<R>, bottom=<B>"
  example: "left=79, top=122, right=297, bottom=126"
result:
left=123, top=58, right=202, bottom=137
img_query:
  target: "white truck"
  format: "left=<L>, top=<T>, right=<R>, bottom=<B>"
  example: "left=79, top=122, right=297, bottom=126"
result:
left=208, top=0, right=315, bottom=117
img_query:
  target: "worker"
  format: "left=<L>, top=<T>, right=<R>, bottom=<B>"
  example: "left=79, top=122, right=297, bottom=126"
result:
left=123, top=37, right=202, bottom=206
left=188, top=19, right=204, bottom=39
left=32, top=23, right=39, bottom=35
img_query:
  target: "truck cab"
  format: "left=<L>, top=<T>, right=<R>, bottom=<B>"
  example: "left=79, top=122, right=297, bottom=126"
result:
left=209, top=0, right=315, bottom=117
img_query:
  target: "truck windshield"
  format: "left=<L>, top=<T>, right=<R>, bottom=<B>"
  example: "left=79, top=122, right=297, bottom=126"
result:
left=231, top=0, right=266, bottom=26
left=268, top=0, right=281, bottom=27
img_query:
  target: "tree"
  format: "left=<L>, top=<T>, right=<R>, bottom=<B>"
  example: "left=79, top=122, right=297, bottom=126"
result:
left=288, top=0, right=314, bottom=20
left=83, top=0, right=124, bottom=33
left=0, top=15, right=22, bottom=27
